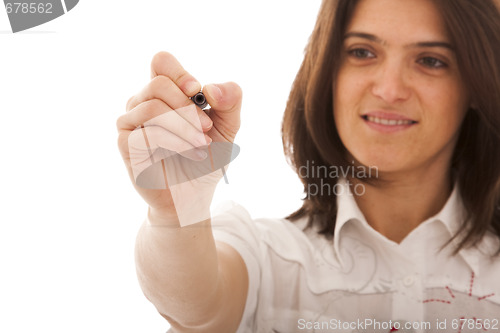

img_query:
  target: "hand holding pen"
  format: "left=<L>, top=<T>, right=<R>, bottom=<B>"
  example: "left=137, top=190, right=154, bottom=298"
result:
left=117, top=51, right=242, bottom=226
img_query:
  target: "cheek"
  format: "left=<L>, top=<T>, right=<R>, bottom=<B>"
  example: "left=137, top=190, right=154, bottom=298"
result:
left=422, top=85, right=468, bottom=138
left=333, top=96, right=352, bottom=141
left=334, top=71, right=362, bottom=125
left=333, top=70, right=372, bottom=160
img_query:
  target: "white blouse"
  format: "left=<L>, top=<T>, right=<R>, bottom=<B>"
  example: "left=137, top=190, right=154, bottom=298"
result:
left=211, top=178, right=500, bottom=333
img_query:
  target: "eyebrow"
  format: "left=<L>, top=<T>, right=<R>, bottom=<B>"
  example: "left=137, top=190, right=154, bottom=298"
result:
left=343, top=31, right=455, bottom=51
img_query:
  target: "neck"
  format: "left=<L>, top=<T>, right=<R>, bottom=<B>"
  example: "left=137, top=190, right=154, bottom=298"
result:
left=350, top=165, right=453, bottom=244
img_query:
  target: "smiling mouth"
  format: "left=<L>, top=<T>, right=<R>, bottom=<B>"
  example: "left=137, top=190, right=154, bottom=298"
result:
left=361, top=115, right=417, bottom=126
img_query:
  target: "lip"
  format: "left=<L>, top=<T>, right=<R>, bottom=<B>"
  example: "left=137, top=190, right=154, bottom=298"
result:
left=361, top=111, right=418, bottom=133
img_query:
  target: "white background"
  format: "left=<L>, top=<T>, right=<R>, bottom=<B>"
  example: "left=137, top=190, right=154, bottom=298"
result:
left=0, top=1, right=321, bottom=332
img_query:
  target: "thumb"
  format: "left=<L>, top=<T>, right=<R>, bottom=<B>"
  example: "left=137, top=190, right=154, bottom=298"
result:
left=203, top=82, right=242, bottom=142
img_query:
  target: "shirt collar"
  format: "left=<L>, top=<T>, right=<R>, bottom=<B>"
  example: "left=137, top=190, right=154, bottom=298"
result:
left=332, top=177, right=480, bottom=275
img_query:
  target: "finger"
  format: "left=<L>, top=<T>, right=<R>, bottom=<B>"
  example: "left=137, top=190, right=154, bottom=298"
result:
left=118, top=98, right=172, bottom=131
left=127, top=126, right=210, bottom=184
left=150, top=51, right=201, bottom=97
left=126, top=75, right=213, bottom=130
left=118, top=99, right=210, bottom=149
left=128, top=125, right=209, bottom=163
left=203, top=82, right=242, bottom=115
left=145, top=110, right=210, bottom=148
left=202, top=82, right=242, bottom=141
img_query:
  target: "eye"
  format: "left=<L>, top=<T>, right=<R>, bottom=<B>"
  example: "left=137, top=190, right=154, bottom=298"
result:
left=418, top=56, right=447, bottom=69
left=347, top=48, right=376, bottom=59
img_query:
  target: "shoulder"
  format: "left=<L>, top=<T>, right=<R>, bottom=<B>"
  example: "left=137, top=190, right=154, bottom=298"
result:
left=211, top=201, right=312, bottom=251
left=211, top=200, right=315, bottom=248
left=211, top=200, right=338, bottom=277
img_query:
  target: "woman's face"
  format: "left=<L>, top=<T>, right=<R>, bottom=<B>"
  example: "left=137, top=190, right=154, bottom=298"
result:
left=334, top=0, right=470, bottom=175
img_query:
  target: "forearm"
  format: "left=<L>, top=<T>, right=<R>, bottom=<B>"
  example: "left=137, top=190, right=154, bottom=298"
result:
left=134, top=213, right=221, bottom=328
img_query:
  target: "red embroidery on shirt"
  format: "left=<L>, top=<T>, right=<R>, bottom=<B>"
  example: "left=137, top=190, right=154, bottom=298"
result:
left=423, top=272, right=496, bottom=332
left=466, top=271, right=495, bottom=301
left=477, top=293, right=495, bottom=301
left=446, top=286, right=456, bottom=298
left=469, top=271, right=475, bottom=296
left=422, top=298, right=451, bottom=304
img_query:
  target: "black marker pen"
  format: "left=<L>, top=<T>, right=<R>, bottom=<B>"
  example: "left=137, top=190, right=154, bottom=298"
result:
left=191, top=91, right=209, bottom=109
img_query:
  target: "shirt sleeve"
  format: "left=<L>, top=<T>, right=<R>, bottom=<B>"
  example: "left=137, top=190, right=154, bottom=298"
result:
left=210, top=201, right=262, bottom=333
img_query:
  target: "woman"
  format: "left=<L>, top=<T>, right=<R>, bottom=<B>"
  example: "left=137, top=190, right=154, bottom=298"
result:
left=116, top=0, right=500, bottom=332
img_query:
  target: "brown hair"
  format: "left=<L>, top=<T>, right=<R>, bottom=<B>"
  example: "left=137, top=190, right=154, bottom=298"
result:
left=281, top=0, right=500, bottom=253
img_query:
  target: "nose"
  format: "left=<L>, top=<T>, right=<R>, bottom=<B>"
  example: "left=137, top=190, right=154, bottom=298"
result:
left=371, top=60, right=411, bottom=104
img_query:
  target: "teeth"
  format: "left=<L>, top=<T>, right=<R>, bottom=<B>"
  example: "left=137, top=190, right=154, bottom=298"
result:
left=366, top=116, right=414, bottom=126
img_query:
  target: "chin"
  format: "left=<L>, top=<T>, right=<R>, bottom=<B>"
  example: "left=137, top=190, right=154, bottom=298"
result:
left=350, top=149, right=409, bottom=175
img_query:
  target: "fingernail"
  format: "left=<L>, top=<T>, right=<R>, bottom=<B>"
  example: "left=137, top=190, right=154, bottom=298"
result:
left=206, top=84, right=222, bottom=102
left=196, top=133, right=208, bottom=146
left=196, top=150, right=207, bottom=160
left=186, top=81, right=200, bottom=95
left=201, top=117, right=213, bottom=129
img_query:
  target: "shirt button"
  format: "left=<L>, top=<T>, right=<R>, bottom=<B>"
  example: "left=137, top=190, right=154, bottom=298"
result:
left=403, top=275, right=415, bottom=286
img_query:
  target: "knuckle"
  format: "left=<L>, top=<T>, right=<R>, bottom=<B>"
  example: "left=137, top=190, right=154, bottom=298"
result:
left=125, top=95, right=136, bottom=111
left=117, top=98, right=169, bottom=130
left=229, top=81, right=243, bottom=98
left=142, top=98, right=166, bottom=120
left=151, top=51, right=174, bottom=70
left=116, top=113, right=128, bottom=131
left=177, top=72, right=190, bottom=83
left=149, top=75, right=171, bottom=95
left=146, top=98, right=165, bottom=110
left=183, top=98, right=194, bottom=109
left=116, top=116, right=123, bottom=130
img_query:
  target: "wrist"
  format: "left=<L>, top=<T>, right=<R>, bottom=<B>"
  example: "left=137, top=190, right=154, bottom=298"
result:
left=147, top=207, right=180, bottom=227
left=147, top=205, right=211, bottom=227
